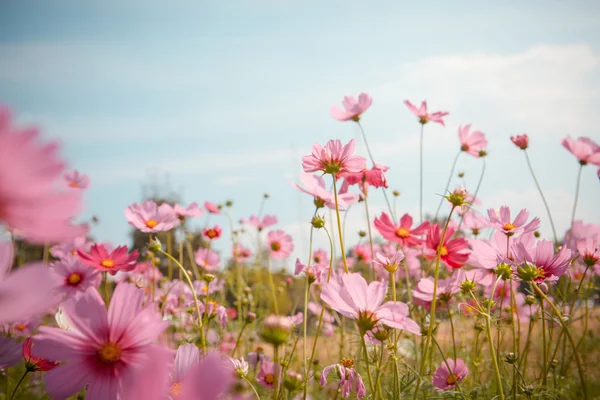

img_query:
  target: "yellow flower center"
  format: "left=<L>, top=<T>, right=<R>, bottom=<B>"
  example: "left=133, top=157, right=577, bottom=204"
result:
left=68, top=273, right=82, bottom=285
left=97, top=342, right=121, bottom=364
left=446, top=373, right=458, bottom=385
left=440, top=246, right=448, bottom=257
left=15, top=324, right=27, bottom=331
left=207, top=230, right=217, bottom=238
left=340, top=357, right=355, bottom=369
left=503, top=223, right=516, bottom=231
left=271, top=242, right=281, bottom=251
left=395, top=227, right=410, bottom=238
left=265, top=373, right=275, bottom=384
left=70, top=249, right=77, bottom=255
left=170, top=382, right=182, bottom=397
left=145, top=219, right=158, bottom=229
left=101, top=259, right=115, bottom=268
left=68, top=182, right=80, bottom=188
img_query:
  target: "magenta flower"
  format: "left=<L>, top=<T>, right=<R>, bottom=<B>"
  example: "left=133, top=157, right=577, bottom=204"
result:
left=0, top=241, right=60, bottom=324
left=562, top=136, right=600, bottom=166
left=487, top=206, right=540, bottom=237
left=204, top=201, right=221, bottom=214
left=77, top=243, right=139, bottom=274
left=0, top=105, right=86, bottom=244
left=195, top=248, right=220, bottom=271
left=302, top=139, right=366, bottom=175
left=321, top=358, right=366, bottom=399
left=513, top=240, right=572, bottom=283
left=458, top=124, right=487, bottom=157
left=51, top=254, right=101, bottom=297
left=173, top=202, right=204, bottom=221
left=292, top=173, right=359, bottom=209
left=256, top=360, right=278, bottom=389
left=511, top=134, right=529, bottom=150
left=241, top=214, right=278, bottom=231
left=202, top=225, right=222, bottom=241
left=34, top=283, right=169, bottom=400
left=125, top=200, right=180, bottom=233
left=330, top=93, right=372, bottom=122
left=320, top=273, right=420, bottom=335
left=374, top=212, right=429, bottom=247
left=340, top=163, right=389, bottom=196
left=432, top=358, right=468, bottom=390
left=22, top=337, right=59, bottom=372
left=266, top=230, right=294, bottom=260
left=426, top=225, right=470, bottom=269
left=404, top=100, right=449, bottom=126
left=63, top=170, right=90, bottom=189
left=577, top=237, right=599, bottom=267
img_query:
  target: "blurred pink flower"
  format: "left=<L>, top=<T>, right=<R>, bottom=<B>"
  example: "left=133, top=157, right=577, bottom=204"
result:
left=202, top=225, right=222, bottom=241
left=256, top=360, right=278, bottom=389
left=63, top=170, right=90, bottom=189
left=487, top=206, right=540, bottom=237
left=77, top=243, right=139, bottom=274
left=462, top=211, right=489, bottom=236
left=302, top=139, right=366, bottom=175
left=232, top=243, right=252, bottom=262
left=321, top=359, right=366, bottom=398
left=0, top=336, right=22, bottom=369
left=292, top=173, right=359, bottom=209
left=412, top=275, right=460, bottom=303
left=241, top=214, right=278, bottom=231
left=432, top=358, right=468, bottom=390
left=22, top=337, right=59, bottom=372
left=266, top=230, right=294, bottom=260
left=170, top=343, right=199, bottom=398
left=50, top=236, right=91, bottom=260
left=374, top=212, right=429, bottom=247
left=330, top=93, right=372, bottom=122
left=204, top=201, right=221, bottom=214
left=195, top=248, right=220, bottom=271
left=562, top=136, right=600, bottom=166
left=0, top=241, right=60, bottom=324
left=51, top=254, right=101, bottom=297
left=577, top=237, right=599, bottom=267
left=320, top=273, right=420, bottom=335
left=125, top=200, right=180, bottom=233
left=510, top=134, right=529, bottom=150
left=0, top=105, right=86, bottom=244
left=173, top=202, right=204, bottom=221
left=458, top=124, right=487, bottom=157
left=34, top=283, right=169, bottom=399
left=404, top=100, right=448, bottom=126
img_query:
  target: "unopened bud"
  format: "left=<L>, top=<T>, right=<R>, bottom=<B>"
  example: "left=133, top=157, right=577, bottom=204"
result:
left=245, top=312, right=257, bottom=323
left=504, top=352, right=518, bottom=364
left=225, top=200, right=233, bottom=207
left=458, top=172, right=465, bottom=178
left=445, top=187, right=468, bottom=207
left=495, top=263, right=513, bottom=280
left=311, top=215, right=326, bottom=229
left=148, top=237, right=162, bottom=253
left=460, top=280, right=477, bottom=294
left=260, top=315, right=292, bottom=346
left=517, top=262, right=541, bottom=283
left=358, top=230, right=366, bottom=238
left=203, top=274, right=215, bottom=283
left=392, top=190, right=400, bottom=197
left=525, top=295, right=536, bottom=305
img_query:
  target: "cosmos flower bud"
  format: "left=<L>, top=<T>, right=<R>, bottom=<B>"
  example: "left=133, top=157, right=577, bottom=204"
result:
left=478, top=149, right=488, bottom=157
left=372, top=326, right=390, bottom=342
left=549, top=359, right=559, bottom=370
left=460, top=279, right=477, bottom=294
left=510, top=134, right=529, bottom=150
left=148, top=237, right=162, bottom=253
left=283, top=371, right=303, bottom=391
left=392, top=190, right=400, bottom=197
left=445, top=187, right=468, bottom=207
left=225, top=200, right=233, bottom=207
left=525, top=295, right=537, bottom=305
left=260, top=315, right=292, bottom=346
left=495, top=263, right=513, bottom=280
left=311, top=215, right=326, bottom=229
left=245, top=312, right=257, bottom=323
left=517, top=262, right=541, bottom=282
left=458, top=172, right=465, bottom=178
left=264, top=193, right=270, bottom=199
left=358, top=230, right=366, bottom=238
left=504, top=352, right=518, bottom=364
left=534, top=231, right=541, bottom=238
left=474, top=322, right=485, bottom=332
left=482, top=299, right=496, bottom=310
left=203, top=274, right=215, bottom=283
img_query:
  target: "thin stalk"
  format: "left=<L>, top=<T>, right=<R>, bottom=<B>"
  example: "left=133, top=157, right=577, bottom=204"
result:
left=158, top=248, right=207, bottom=354
left=103, top=272, right=110, bottom=307
left=272, top=345, right=280, bottom=400
left=509, top=282, right=518, bottom=400
left=448, top=311, right=458, bottom=361
left=167, top=230, right=173, bottom=280
left=332, top=177, right=349, bottom=273
left=243, top=376, right=261, bottom=400
left=524, top=150, right=558, bottom=244
left=360, top=332, right=375, bottom=396
left=539, top=293, right=548, bottom=388
left=42, top=244, right=49, bottom=264
left=456, top=157, right=486, bottom=235
left=434, top=150, right=461, bottom=220
left=485, top=277, right=505, bottom=400
left=533, top=283, right=587, bottom=400
left=9, top=371, right=28, bottom=400
left=570, top=164, right=583, bottom=230
left=231, top=321, right=248, bottom=357
left=413, top=207, right=455, bottom=400
left=419, top=124, right=424, bottom=223
left=363, top=197, right=376, bottom=281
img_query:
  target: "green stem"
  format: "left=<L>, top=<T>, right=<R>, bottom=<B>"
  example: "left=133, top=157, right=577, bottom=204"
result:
left=272, top=345, right=280, bottom=400
left=231, top=321, right=248, bottom=357
left=456, top=157, right=486, bottom=235
left=332, top=177, right=349, bottom=273
left=243, top=376, right=261, bottom=400
left=103, top=272, right=110, bottom=307
left=434, top=150, right=461, bottom=220
left=419, top=124, right=424, bottom=223
left=486, top=276, right=505, bottom=400
left=360, top=332, right=375, bottom=396
left=449, top=311, right=458, bottom=361
left=9, top=371, right=29, bottom=400
left=431, top=335, right=465, bottom=395
left=570, top=163, right=583, bottom=230
left=533, top=283, right=587, bottom=399
left=167, top=230, right=173, bottom=280
left=524, top=150, right=558, bottom=245
left=363, top=197, right=376, bottom=281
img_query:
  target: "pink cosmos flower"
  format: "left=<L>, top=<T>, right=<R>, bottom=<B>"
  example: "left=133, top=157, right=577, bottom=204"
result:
left=0, top=106, right=86, bottom=244
left=241, top=214, right=278, bottom=231
left=462, top=211, right=489, bottom=236
left=204, top=201, right=221, bottom=214
left=458, top=124, right=487, bottom=157
left=125, top=200, right=180, bottom=233
left=22, top=337, right=59, bottom=372
left=50, top=236, right=91, bottom=260
left=121, top=346, right=172, bottom=400
left=426, top=225, right=470, bottom=269
left=266, top=230, right=294, bottom=260
left=350, top=243, right=374, bottom=265
left=487, top=206, right=540, bottom=237
left=257, top=360, right=278, bottom=389
left=432, top=358, right=468, bottom=390
left=77, top=243, right=139, bottom=274
left=339, top=163, right=389, bottom=196
left=320, top=273, right=420, bottom=335
left=295, top=258, right=325, bottom=283
left=412, top=275, right=460, bottom=303
left=0, top=241, right=60, bottom=324
left=63, top=170, right=90, bottom=189
left=292, top=173, right=359, bottom=209
left=302, top=139, right=367, bottom=175
left=513, top=240, right=572, bottom=283
left=202, top=225, right=222, bottom=241
left=321, top=359, right=367, bottom=399
left=372, top=251, right=405, bottom=274
left=173, top=202, right=204, bottom=221
left=34, top=283, right=169, bottom=400
left=170, top=343, right=199, bottom=398
left=404, top=100, right=449, bottom=126
left=562, top=136, right=600, bottom=166
left=511, top=134, right=529, bottom=150
left=577, top=237, right=599, bottom=267
left=564, top=220, right=600, bottom=251
left=330, top=93, right=372, bottom=122
left=51, top=254, right=101, bottom=297
left=232, top=243, right=252, bottom=262
left=195, top=248, right=220, bottom=271
left=374, top=212, right=429, bottom=247
left=312, top=249, right=330, bottom=267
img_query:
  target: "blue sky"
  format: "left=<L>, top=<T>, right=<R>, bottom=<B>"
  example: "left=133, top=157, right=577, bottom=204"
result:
left=1, top=1, right=599, bottom=263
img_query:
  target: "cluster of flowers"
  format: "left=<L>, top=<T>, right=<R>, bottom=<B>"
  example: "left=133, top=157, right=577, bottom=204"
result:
left=0, top=92, right=599, bottom=400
